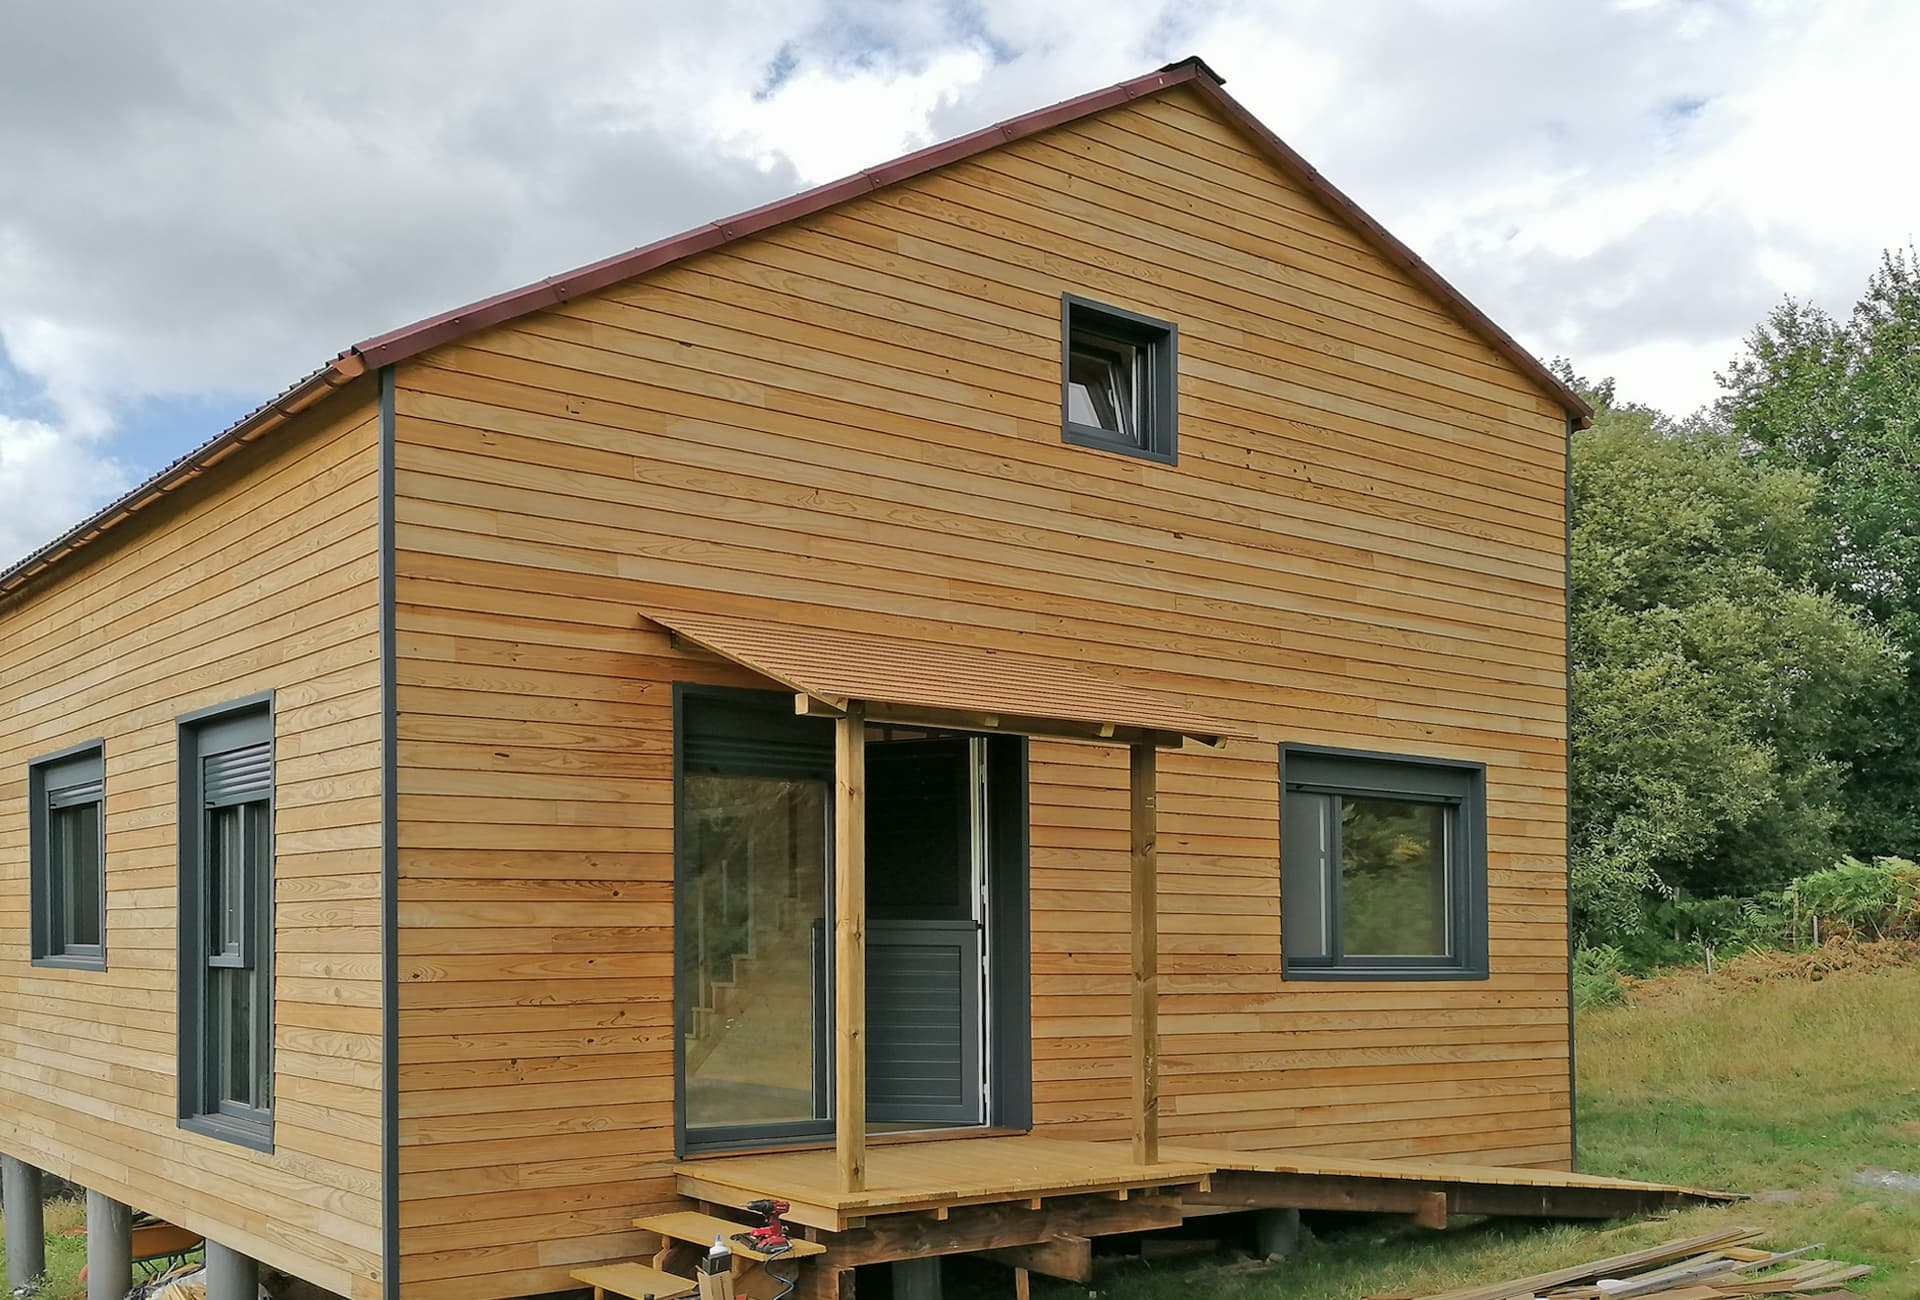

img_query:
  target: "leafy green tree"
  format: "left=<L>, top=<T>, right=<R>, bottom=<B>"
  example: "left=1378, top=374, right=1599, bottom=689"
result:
left=1721, top=250, right=1920, bottom=854
left=1563, top=367, right=1899, bottom=940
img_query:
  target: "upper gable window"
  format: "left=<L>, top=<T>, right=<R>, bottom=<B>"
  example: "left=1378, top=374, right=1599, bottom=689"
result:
left=1061, top=294, right=1177, bottom=465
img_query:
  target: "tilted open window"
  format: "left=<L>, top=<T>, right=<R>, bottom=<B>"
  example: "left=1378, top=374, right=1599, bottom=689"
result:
left=1280, top=745, right=1489, bottom=980
left=29, top=741, right=107, bottom=970
left=1061, top=294, right=1177, bottom=464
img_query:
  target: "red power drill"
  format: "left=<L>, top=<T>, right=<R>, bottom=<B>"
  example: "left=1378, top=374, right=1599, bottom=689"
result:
left=732, top=1198, right=793, bottom=1255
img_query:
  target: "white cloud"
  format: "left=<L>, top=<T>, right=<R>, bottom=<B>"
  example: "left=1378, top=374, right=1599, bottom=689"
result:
left=3, top=0, right=1920, bottom=564
left=0, top=413, right=131, bottom=563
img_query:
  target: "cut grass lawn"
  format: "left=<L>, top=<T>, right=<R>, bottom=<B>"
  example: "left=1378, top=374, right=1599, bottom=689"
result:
left=5, top=964, right=1916, bottom=1299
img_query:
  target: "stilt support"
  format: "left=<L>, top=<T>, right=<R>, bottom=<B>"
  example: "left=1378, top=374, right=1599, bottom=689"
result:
left=2, top=1156, right=46, bottom=1289
left=85, top=1190, right=132, bottom=1300
left=206, top=1240, right=260, bottom=1300
left=1255, top=1207, right=1302, bottom=1260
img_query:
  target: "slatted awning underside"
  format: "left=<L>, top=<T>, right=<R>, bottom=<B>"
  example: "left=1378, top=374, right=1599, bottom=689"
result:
left=649, top=607, right=1244, bottom=748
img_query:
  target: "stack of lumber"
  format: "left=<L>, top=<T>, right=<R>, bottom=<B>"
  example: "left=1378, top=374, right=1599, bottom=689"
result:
left=1406, top=1228, right=1874, bottom=1300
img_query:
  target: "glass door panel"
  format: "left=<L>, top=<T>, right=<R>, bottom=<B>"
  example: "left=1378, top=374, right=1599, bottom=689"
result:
left=680, top=772, right=829, bottom=1138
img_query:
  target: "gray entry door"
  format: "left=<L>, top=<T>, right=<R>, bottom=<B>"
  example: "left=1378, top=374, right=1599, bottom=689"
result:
left=862, top=736, right=988, bottom=1127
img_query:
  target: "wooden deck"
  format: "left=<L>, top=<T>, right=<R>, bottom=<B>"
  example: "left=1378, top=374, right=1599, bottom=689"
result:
left=677, top=1136, right=1736, bottom=1234
left=663, top=1136, right=1739, bottom=1297
left=675, top=1136, right=1214, bottom=1230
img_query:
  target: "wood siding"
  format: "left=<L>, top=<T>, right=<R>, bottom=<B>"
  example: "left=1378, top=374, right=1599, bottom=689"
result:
left=0, top=392, right=385, bottom=1299
left=390, top=84, right=1570, bottom=1299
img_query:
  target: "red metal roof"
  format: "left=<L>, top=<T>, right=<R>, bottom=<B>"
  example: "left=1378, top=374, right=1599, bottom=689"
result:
left=1, top=55, right=1589, bottom=600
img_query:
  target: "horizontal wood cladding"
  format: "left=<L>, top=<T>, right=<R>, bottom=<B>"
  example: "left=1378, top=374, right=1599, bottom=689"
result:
left=0, top=390, right=385, bottom=1300
left=392, top=86, right=1570, bottom=1298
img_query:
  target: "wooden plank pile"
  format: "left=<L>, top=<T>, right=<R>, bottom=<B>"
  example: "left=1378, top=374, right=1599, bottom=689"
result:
left=1401, top=1228, right=1874, bottom=1300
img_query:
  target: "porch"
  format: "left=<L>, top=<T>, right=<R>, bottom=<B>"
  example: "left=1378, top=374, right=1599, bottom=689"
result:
left=674, top=1134, right=1216, bottom=1231
left=650, top=1133, right=1738, bottom=1298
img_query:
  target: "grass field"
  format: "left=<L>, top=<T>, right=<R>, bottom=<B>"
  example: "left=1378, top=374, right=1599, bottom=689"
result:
left=0, top=1196, right=89, bottom=1300
left=5, top=963, right=1916, bottom=1299
left=1018, top=959, right=1920, bottom=1300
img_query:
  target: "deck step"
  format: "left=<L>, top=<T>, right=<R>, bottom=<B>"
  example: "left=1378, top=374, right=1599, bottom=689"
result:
left=569, top=1261, right=697, bottom=1299
left=636, top=1210, right=827, bottom=1261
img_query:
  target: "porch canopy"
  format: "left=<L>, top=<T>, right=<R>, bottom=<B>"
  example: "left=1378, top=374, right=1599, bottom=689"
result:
left=648, top=606, right=1246, bottom=1192
left=651, top=607, right=1235, bottom=749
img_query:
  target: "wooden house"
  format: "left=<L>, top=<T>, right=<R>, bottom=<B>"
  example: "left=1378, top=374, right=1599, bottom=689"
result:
left=2, top=57, right=1704, bottom=1300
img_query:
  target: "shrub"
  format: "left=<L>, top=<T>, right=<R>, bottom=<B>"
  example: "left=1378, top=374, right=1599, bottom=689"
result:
left=1573, top=944, right=1631, bottom=1008
left=1789, top=855, right=1920, bottom=941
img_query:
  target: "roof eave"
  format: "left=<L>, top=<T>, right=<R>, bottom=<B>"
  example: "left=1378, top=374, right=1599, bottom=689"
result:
left=0, top=353, right=369, bottom=601
left=2, top=52, right=1590, bottom=601
left=348, top=58, right=1216, bottom=373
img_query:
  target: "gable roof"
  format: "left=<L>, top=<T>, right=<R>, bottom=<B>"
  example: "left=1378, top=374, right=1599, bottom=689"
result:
left=0, top=55, right=1589, bottom=602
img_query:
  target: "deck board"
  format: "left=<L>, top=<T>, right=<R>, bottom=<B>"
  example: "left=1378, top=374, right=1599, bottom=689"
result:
left=675, top=1135, right=1213, bottom=1229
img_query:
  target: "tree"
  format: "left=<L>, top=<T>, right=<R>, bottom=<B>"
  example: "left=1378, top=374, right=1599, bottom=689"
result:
left=1720, top=250, right=1920, bottom=855
left=1563, top=367, right=1899, bottom=940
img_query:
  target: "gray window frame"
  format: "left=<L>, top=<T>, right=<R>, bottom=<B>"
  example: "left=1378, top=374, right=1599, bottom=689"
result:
left=176, top=693, right=276, bottom=1152
left=28, top=739, right=108, bottom=971
left=1279, top=744, right=1489, bottom=981
left=1060, top=293, right=1178, bottom=465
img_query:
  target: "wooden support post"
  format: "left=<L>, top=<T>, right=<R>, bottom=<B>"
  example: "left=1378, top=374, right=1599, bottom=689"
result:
left=1411, top=1190, right=1450, bottom=1230
left=2, top=1155, right=46, bottom=1289
left=835, top=703, right=868, bottom=1194
left=979, top=1234, right=1094, bottom=1284
left=1129, top=742, right=1159, bottom=1166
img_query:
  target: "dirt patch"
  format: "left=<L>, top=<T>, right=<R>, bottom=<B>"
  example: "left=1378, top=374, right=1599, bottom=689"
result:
left=1626, top=938, right=1920, bottom=1008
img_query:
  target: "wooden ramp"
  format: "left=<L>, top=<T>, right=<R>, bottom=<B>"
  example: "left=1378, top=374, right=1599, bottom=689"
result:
left=675, top=1135, right=1213, bottom=1231
left=1165, top=1145, right=1740, bottom=1221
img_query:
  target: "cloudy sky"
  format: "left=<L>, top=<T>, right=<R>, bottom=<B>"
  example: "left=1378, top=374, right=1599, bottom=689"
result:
left=3, top=0, right=1916, bottom=563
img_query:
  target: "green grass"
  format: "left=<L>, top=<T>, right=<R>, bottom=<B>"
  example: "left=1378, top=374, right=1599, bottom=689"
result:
left=1008, top=961, right=1920, bottom=1300
left=0, top=1196, right=90, bottom=1300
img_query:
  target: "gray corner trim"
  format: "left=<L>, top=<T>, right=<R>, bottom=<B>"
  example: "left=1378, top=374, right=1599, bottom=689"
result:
left=1564, top=410, right=1578, bottom=1171
left=1278, top=741, right=1491, bottom=982
left=1060, top=292, right=1179, bottom=465
left=377, top=365, right=400, bottom=1300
